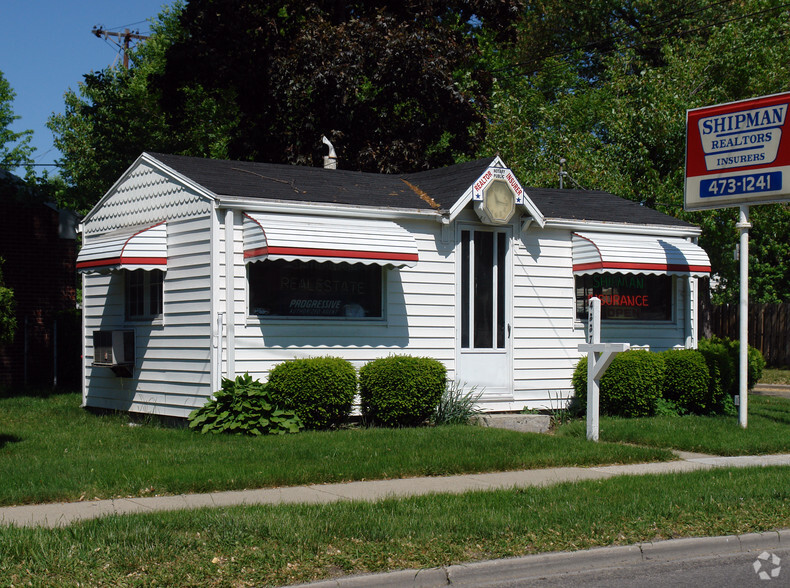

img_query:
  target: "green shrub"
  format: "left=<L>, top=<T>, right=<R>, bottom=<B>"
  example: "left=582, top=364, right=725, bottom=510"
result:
left=697, top=338, right=734, bottom=414
left=571, top=356, right=589, bottom=413
left=697, top=337, right=766, bottom=414
left=267, top=356, right=356, bottom=429
left=661, top=349, right=710, bottom=414
left=432, top=380, right=483, bottom=425
left=572, top=350, right=664, bottom=418
left=359, top=355, right=446, bottom=427
left=188, top=373, right=303, bottom=435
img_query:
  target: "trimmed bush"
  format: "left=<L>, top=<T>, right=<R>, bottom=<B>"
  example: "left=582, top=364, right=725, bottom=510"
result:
left=359, top=355, right=446, bottom=427
left=698, top=337, right=766, bottom=415
left=697, top=338, right=734, bottom=415
left=267, top=356, right=356, bottom=429
left=188, top=373, right=303, bottom=435
left=572, top=350, right=665, bottom=418
left=661, top=349, right=710, bottom=414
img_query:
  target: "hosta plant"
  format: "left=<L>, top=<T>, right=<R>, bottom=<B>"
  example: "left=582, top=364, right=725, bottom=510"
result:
left=188, top=373, right=303, bottom=435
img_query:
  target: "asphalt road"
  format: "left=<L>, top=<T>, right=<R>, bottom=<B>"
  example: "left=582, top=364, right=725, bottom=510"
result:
left=476, top=548, right=790, bottom=587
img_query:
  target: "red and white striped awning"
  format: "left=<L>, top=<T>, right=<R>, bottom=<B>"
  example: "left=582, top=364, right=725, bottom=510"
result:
left=243, top=213, right=419, bottom=267
left=77, top=222, right=167, bottom=273
left=572, top=232, right=710, bottom=276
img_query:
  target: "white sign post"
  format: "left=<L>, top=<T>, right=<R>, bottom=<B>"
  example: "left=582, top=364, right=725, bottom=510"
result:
left=686, top=92, right=790, bottom=428
left=578, top=297, right=629, bottom=442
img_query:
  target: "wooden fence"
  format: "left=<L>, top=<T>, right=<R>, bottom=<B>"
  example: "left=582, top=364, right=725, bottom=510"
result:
left=703, top=303, right=790, bottom=367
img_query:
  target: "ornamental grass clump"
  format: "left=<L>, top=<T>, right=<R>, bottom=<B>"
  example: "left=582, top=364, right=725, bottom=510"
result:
left=359, top=355, right=446, bottom=427
left=267, top=356, right=357, bottom=429
left=188, top=373, right=303, bottom=435
left=431, top=380, right=483, bottom=425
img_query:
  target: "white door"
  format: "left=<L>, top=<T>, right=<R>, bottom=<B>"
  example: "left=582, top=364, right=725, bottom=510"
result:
left=456, top=225, right=513, bottom=400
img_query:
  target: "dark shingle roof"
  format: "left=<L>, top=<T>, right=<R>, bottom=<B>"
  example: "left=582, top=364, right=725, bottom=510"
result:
left=148, top=153, right=694, bottom=229
left=523, top=187, right=693, bottom=227
left=149, top=152, right=493, bottom=212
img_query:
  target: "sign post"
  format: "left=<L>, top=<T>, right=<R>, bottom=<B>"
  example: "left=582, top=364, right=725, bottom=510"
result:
left=685, top=92, right=790, bottom=428
left=578, top=297, right=629, bottom=442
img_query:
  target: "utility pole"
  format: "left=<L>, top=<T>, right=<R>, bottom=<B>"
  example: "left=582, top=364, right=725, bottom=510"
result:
left=91, top=27, right=150, bottom=69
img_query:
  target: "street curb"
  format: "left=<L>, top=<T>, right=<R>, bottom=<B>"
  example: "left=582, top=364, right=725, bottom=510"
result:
left=294, top=529, right=790, bottom=587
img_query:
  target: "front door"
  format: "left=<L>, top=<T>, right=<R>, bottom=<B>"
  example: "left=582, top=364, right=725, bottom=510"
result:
left=456, top=225, right=513, bottom=400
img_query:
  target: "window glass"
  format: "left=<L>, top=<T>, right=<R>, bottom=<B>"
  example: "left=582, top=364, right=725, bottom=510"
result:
left=249, top=259, right=383, bottom=319
left=473, top=231, right=494, bottom=348
left=125, top=269, right=164, bottom=320
left=460, top=230, right=470, bottom=348
left=575, top=273, right=672, bottom=321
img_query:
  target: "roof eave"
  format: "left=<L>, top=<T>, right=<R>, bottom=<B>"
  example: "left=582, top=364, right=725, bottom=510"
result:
left=215, top=194, right=446, bottom=221
left=545, top=217, right=702, bottom=237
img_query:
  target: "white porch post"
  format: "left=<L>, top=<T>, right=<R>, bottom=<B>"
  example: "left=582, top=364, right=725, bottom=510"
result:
left=737, top=205, right=750, bottom=428
left=224, top=209, right=236, bottom=380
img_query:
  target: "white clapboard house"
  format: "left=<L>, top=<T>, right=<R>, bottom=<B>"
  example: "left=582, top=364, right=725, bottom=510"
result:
left=77, top=153, right=711, bottom=418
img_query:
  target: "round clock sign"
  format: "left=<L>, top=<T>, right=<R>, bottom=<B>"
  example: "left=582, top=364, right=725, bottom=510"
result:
left=477, top=179, right=516, bottom=224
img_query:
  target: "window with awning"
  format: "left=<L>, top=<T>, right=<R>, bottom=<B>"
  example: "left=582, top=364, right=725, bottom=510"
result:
left=572, top=232, right=710, bottom=276
left=243, top=213, right=418, bottom=267
left=572, top=232, right=710, bottom=321
left=244, top=213, right=418, bottom=319
left=77, top=222, right=167, bottom=272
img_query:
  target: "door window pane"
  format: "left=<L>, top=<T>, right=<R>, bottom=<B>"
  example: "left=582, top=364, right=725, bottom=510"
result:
left=473, top=231, right=494, bottom=348
left=496, top=231, right=507, bottom=349
left=461, top=230, right=470, bottom=348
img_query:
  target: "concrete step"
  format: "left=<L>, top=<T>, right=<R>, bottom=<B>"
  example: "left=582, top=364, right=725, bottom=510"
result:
left=472, top=413, right=552, bottom=434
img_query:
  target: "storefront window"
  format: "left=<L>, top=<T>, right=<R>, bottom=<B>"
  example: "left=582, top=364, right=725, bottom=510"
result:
left=575, top=273, right=672, bottom=321
left=248, top=259, right=383, bottom=319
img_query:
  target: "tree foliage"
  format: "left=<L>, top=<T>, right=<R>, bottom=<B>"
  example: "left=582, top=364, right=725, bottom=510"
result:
left=156, top=0, right=522, bottom=173
left=47, top=3, right=202, bottom=214
left=48, top=1, right=790, bottom=301
left=0, top=70, right=35, bottom=177
left=483, top=0, right=790, bottom=303
left=0, top=257, right=15, bottom=345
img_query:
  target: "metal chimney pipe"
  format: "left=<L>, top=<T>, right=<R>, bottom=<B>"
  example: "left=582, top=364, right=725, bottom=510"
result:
left=322, top=135, right=338, bottom=169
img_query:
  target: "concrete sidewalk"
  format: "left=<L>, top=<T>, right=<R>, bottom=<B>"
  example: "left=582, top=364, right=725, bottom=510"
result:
left=2, top=452, right=790, bottom=528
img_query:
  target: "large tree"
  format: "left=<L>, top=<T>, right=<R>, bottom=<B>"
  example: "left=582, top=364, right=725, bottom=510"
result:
left=483, top=0, right=790, bottom=303
left=50, top=1, right=522, bottom=211
left=156, top=0, right=522, bottom=173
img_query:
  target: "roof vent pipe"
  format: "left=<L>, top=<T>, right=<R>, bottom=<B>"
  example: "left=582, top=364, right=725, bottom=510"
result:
left=322, top=135, right=338, bottom=169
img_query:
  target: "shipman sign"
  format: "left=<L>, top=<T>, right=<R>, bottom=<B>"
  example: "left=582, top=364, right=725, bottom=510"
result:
left=685, top=92, right=790, bottom=210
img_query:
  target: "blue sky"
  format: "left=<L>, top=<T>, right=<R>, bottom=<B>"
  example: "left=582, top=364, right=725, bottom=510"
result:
left=1, top=0, right=175, bottom=174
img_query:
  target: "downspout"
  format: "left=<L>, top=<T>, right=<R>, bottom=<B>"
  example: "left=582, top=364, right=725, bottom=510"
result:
left=224, top=209, right=236, bottom=379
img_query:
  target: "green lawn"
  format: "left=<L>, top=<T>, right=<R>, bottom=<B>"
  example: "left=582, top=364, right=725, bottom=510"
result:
left=2, top=467, right=789, bottom=586
left=555, top=394, right=790, bottom=455
left=2, top=391, right=790, bottom=586
left=0, top=392, right=671, bottom=506
left=760, top=368, right=790, bottom=385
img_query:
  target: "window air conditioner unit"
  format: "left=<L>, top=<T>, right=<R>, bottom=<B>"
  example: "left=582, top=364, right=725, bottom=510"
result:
left=92, top=330, right=135, bottom=376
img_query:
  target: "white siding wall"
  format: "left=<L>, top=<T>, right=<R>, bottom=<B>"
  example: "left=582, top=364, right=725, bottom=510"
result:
left=230, top=217, right=457, bottom=381
left=82, top=163, right=215, bottom=418
left=505, top=227, right=586, bottom=411
left=505, top=226, right=693, bottom=412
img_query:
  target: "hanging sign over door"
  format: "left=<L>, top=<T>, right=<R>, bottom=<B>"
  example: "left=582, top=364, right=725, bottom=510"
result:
left=685, top=91, right=790, bottom=210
